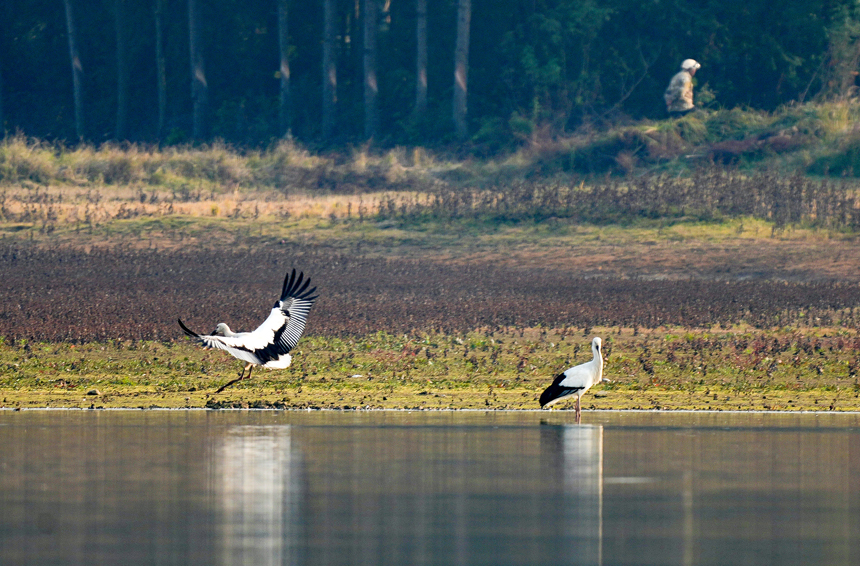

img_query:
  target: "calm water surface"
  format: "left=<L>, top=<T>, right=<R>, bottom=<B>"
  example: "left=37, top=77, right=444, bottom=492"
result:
left=1, top=410, right=859, bottom=566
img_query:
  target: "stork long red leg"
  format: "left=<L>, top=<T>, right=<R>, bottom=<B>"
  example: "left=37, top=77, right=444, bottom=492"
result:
left=215, top=363, right=254, bottom=394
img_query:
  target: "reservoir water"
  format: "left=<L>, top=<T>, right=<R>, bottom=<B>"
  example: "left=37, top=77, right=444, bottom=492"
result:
left=1, top=410, right=858, bottom=565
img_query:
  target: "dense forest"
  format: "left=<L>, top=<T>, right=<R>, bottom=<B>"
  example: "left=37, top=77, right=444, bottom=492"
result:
left=2, top=0, right=860, bottom=148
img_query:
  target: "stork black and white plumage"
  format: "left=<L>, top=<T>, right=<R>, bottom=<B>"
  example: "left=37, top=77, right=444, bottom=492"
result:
left=540, top=337, right=605, bottom=423
left=178, top=269, right=318, bottom=393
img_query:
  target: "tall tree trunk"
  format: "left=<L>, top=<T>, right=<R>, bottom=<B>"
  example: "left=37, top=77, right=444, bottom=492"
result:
left=453, top=0, right=470, bottom=140
left=114, top=0, right=128, bottom=140
left=277, top=0, right=291, bottom=138
left=363, top=0, right=378, bottom=140
left=188, top=0, right=207, bottom=140
left=155, top=0, right=167, bottom=140
left=414, top=0, right=427, bottom=119
left=322, top=0, right=336, bottom=140
left=0, top=22, right=4, bottom=137
left=63, top=0, right=85, bottom=140
left=0, top=52, right=4, bottom=137
left=0, top=6, right=5, bottom=136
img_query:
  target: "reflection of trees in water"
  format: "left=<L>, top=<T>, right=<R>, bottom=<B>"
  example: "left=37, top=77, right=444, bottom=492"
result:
left=201, top=415, right=860, bottom=566
left=0, top=412, right=219, bottom=564
left=602, top=419, right=860, bottom=565
left=4, top=413, right=860, bottom=566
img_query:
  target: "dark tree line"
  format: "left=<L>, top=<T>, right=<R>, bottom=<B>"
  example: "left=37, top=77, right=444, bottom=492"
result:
left=2, top=0, right=860, bottom=148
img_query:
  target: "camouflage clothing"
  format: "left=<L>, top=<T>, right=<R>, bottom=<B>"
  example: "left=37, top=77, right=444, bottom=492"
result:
left=664, top=70, right=694, bottom=112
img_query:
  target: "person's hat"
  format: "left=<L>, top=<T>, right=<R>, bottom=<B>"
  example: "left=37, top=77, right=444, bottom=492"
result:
left=681, top=59, right=701, bottom=71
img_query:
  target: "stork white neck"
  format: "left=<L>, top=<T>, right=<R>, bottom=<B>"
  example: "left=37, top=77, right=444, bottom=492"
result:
left=214, top=323, right=237, bottom=337
left=592, top=337, right=604, bottom=382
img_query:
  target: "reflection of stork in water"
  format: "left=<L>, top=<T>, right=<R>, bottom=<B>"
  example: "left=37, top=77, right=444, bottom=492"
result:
left=563, top=424, right=604, bottom=565
left=178, top=269, right=318, bottom=393
left=217, top=426, right=302, bottom=565
left=540, top=337, right=606, bottom=423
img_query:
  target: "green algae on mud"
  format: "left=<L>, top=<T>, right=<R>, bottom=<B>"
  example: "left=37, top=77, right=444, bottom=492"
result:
left=2, top=384, right=858, bottom=413
left=2, top=327, right=859, bottom=411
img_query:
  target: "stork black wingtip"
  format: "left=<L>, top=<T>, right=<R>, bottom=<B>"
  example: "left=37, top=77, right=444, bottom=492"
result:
left=539, top=385, right=553, bottom=408
left=282, top=268, right=298, bottom=297
left=281, top=269, right=318, bottom=302
left=301, top=285, right=318, bottom=302
left=283, top=268, right=317, bottom=299
left=177, top=318, right=199, bottom=338
left=538, top=388, right=553, bottom=408
left=295, top=275, right=311, bottom=296
left=539, top=383, right=569, bottom=408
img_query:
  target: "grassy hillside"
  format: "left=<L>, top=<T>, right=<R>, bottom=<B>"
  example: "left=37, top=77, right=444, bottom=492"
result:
left=3, top=101, right=860, bottom=411
left=4, top=101, right=860, bottom=188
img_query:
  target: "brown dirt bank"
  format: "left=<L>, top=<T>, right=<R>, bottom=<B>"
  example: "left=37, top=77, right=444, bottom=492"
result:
left=2, top=242, right=860, bottom=343
left=2, top=385, right=858, bottom=412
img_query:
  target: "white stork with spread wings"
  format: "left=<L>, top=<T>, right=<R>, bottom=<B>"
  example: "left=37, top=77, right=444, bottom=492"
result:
left=178, top=268, right=318, bottom=393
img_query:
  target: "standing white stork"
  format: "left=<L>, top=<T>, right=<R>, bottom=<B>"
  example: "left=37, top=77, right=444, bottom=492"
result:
left=178, top=268, right=318, bottom=393
left=539, top=337, right=605, bottom=423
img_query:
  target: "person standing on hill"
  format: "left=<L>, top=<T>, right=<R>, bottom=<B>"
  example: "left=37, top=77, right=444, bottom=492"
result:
left=664, top=59, right=701, bottom=117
